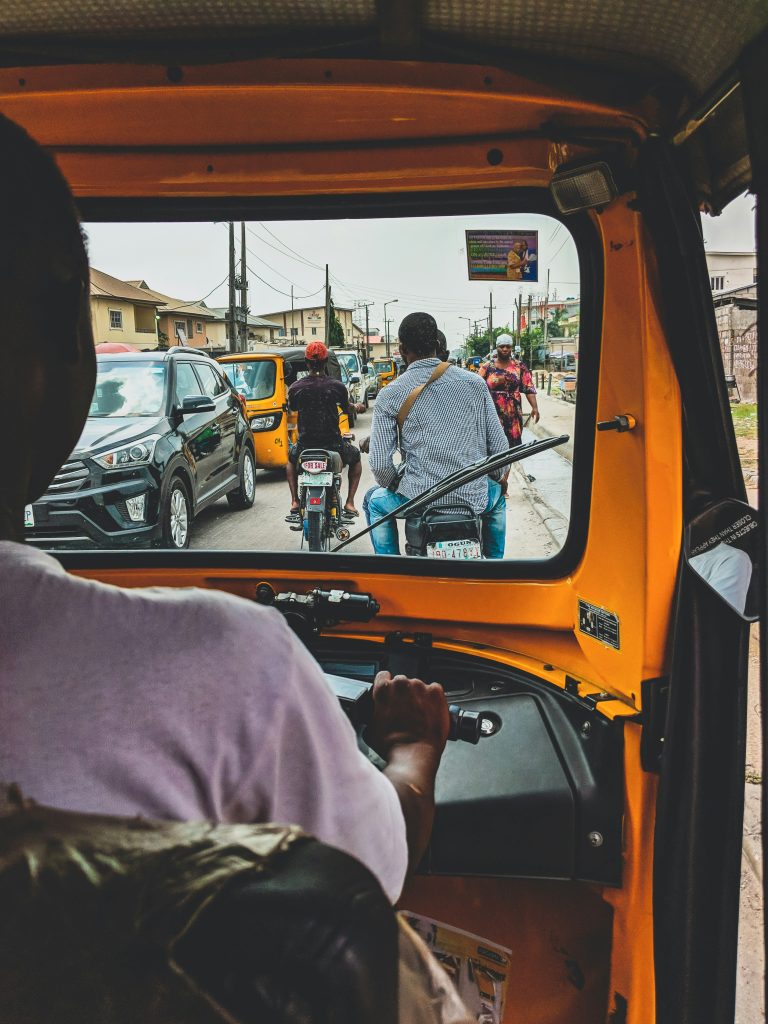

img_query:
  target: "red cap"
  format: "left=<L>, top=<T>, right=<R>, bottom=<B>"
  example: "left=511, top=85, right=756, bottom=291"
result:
left=305, top=340, right=329, bottom=362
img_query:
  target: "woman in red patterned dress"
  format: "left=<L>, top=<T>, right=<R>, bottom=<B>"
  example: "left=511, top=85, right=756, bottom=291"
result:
left=478, top=334, right=540, bottom=447
left=478, top=334, right=540, bottom=496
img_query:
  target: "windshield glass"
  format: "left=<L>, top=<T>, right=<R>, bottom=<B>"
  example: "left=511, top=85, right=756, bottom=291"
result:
left=89, top=362, right=167, bottom=417
left=220, top=359, right=277, bottom=400
left=35, top=212, right=582, bottom=560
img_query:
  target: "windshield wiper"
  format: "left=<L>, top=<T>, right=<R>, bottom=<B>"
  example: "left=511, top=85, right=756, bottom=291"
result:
left=333, top=434, right=569, bottom=552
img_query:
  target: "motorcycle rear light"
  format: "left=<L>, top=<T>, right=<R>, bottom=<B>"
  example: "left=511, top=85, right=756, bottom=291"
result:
left=309, top=497, right=322, bottom=505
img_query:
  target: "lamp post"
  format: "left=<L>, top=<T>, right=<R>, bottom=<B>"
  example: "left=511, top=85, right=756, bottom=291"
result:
left=383, top=299, right=399, bottom=357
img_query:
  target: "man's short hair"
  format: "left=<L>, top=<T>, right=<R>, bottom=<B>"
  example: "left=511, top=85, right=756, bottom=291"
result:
left=398, top=313, right=439, bottom=358
left=0, top=115, right=87, bottom=299
left=436, top=330, right=448, bottom=361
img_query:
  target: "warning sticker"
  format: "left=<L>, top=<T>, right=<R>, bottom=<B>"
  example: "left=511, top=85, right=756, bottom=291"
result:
left=578, top=600, right=620, bottom=650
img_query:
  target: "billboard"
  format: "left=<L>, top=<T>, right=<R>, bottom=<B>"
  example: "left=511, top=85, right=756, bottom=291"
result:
left=465, top=229, right=538, bottom=282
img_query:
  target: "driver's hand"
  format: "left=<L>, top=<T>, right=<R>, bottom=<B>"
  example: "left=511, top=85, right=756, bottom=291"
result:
left=367, top=671, right=450, bottom=759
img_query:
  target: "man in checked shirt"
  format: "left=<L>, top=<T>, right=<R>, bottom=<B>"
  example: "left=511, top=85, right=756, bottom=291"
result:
left=367, top=312, right=509, bottom=557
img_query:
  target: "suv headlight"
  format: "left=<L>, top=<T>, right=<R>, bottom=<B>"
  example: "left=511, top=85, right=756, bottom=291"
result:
left=250, top=413, right=282, bottom=432
left=92, top=434, right=161, bottom=470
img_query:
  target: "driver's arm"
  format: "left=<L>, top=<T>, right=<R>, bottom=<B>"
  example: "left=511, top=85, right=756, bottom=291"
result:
left=367, top=672, right=450, bottom=872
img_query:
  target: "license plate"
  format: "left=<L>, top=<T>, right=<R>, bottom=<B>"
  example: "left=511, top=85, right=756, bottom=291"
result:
left=299, top=472, right=333, bottom=487
left=24, top=504, right=34, bottom=528
left=301, top=460, right=328, bottom=472
left=426, top=538, right=482, bottom=560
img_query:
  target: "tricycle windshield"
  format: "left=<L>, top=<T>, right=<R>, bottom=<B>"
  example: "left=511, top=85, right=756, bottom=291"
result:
left=63, top=210, right=582, bottom=560
left=220, top=359, right=277, bottom=401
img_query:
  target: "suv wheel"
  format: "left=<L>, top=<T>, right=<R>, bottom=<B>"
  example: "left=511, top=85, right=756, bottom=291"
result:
left=227, top=445, right=256, bottom=510
left=161, top=477, right=191, bottom=549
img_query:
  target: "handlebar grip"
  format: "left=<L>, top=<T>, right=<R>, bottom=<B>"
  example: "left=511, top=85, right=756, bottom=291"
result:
left=448, top=705, right=483, bottom=745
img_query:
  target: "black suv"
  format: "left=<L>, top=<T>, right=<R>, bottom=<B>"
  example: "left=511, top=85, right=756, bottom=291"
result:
left=25, top=349, right=256, bottom=549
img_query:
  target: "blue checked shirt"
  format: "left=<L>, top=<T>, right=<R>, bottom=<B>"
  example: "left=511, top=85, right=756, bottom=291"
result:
left=369, top=358, right=509, bottom=513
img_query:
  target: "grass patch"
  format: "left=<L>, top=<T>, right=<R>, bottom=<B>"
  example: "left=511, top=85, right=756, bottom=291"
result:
left=731, top=403, right=757, bottom=439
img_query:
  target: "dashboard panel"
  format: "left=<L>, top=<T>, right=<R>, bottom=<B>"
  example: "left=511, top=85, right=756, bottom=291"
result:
left=315, top=635, right=624, bottom=886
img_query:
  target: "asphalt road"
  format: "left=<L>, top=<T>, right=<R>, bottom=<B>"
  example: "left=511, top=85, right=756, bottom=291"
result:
left=190, top=402, right=561, bottom=559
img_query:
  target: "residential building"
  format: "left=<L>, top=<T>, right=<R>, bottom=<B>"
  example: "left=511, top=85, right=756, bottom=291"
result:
left=705, top=251, right=757, bottom=294
left=128, top=281, right=221, bottom=350
left=257, top=304, right=356, bottom=347
left=206, top=308, right=280, bottom=350
left=89, top=269, right=160, bottom=349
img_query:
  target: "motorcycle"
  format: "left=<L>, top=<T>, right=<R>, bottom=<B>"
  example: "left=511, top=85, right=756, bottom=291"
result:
left=334, top=434, right=569, bottom=557
left=295, top=448, right=351, bottom=552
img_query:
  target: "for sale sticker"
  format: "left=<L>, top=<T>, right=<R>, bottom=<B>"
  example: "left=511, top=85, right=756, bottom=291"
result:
left=578, top=599, right=620, bottom=650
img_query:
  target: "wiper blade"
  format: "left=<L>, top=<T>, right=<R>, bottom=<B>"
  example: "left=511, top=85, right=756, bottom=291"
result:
left=333, top=434, right=569, bottom=553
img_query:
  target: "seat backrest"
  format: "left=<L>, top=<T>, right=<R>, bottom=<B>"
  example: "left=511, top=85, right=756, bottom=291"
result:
left=0, top=790, right=398, bottom=1024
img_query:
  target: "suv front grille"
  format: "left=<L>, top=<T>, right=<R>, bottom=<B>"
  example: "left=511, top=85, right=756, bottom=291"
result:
left=44, top=460, right=89, bottom=495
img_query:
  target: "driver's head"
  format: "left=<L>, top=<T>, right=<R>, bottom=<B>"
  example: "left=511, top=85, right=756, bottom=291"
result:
left=304, top=340, right=329, bottom=373
left=397, top=312, right=438, bottom=361
left=0, top=114, right=95, bottom=528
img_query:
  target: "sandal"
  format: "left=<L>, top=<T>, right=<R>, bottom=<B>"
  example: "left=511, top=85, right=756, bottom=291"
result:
left=341, top=508, right=359, bottom=520
left=285, top=509, right=302, bottom=524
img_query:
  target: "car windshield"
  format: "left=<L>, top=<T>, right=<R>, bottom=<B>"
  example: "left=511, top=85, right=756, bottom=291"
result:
left=374, top=360, right=391, bottom=372
left=220, top=359, right=277, bottom=400
left=336, top=353, right=357, bottom=372
left=89, top=362, right=167, bottom=417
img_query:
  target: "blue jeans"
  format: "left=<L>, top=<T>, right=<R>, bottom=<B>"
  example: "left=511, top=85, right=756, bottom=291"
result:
left=367, top=479, right=506, bottom=558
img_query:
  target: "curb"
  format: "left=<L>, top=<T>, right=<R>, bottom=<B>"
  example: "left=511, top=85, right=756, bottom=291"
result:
left=511, top=461, right=570, bottom=547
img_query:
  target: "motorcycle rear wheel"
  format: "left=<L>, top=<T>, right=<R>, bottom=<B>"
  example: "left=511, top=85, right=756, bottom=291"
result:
left=307, top=509, right=325, bottom=551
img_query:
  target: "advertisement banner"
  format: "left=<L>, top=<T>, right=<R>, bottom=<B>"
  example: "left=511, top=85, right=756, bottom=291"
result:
left=466, top=230, right=538, bottom=282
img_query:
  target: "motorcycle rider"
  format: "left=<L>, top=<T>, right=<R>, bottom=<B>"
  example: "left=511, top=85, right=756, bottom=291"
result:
left=367, top=312, right=509, bottom=557
left=285, top=340, right=362, bottom=522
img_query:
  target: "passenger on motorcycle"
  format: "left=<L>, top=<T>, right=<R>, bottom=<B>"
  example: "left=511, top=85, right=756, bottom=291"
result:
left=367, top=313, right=509, bottom=557
left=285, top=341, right=362, bottom=523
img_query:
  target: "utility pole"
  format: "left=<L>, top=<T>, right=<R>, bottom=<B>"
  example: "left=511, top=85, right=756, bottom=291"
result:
left=324, top=264, right=331, bottom=345
left=527, top=293, right=533, bottom=366
left=356, top=301, right=374, bottom=363
left=485, top=291, right=494, bottom=353
left=516, top=294, right=523, bottom=349
left=228, top=221, right=237, bottom=354
left=542, top=270, right=550, bottom=363
left=239, top=221, right=247, bottom=351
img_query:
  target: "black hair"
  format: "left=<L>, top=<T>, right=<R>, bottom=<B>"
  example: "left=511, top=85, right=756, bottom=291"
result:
left=436, top=329, right=449, bottom=361
left=0, top=114, right=87, bottom=293
left=398, top=312, right=438, bottom=358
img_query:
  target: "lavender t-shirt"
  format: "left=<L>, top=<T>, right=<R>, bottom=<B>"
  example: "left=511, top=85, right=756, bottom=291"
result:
left=0, top=542, right=407, bottom=902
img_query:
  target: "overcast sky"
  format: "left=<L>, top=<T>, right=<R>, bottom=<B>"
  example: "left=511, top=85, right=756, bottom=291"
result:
left=83, top=194, right=755, bottom=348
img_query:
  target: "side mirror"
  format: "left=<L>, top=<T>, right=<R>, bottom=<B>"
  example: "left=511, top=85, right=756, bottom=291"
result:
left=350, top=374, right=361, bottom=384
left=361, top=365, right=369, bottom=374
left=684, top=498, right=760, bottom=621
left=179, top=395, right=216, bottom=415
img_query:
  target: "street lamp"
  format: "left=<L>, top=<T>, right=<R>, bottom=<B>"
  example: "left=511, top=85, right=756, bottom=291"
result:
left=383, top=299, right=399, bottom=357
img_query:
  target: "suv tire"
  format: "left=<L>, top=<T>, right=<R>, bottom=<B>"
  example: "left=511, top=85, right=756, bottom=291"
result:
left=227, top=445, right=256, bottom=510
left=160, top=476, right=191, bottom=549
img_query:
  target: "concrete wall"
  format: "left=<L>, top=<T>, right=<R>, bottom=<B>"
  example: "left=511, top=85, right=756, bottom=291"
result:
left=90, top=298, right=158, bottom=349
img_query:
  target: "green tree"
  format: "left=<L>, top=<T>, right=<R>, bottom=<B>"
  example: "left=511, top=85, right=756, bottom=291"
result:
left=546, top=307, right=566, bottom=338
left=328, top=298, right=346, bottom=347
left=465, top=324, right=515, bottom=358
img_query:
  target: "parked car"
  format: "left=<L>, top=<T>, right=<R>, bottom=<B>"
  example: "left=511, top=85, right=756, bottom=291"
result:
left=218, top=347, right=352, bottom=470
left=332, top=348, right=377, bottom=403
left=24, top=349, right=256, bottom=550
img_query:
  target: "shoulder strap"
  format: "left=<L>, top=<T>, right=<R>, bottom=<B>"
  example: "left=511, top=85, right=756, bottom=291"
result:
left=396, top=361, right=450, bottom=429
